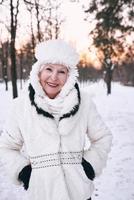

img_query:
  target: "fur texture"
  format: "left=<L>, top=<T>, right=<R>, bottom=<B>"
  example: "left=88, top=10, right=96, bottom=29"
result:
left=35, top=39, right=79, bottom=69
left=28, top=83, right=81, bottom=121
left=0, top=90, right=112, bottom=200
left=0, top=39, right=112, bottom=200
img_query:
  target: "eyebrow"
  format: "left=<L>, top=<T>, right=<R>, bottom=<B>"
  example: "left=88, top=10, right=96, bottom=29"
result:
left=45, top=64, right=68, bottom=71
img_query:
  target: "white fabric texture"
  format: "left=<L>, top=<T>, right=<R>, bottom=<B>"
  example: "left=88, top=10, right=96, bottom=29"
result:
left=29, top=41, right=79, bottom=122
left=0, top=98, right=30, bottom=185
left=35, top=39, right=79, bottom=69
left=0, top=88, right=112, bottom=200
left=0, top=39, right=112, bottom=200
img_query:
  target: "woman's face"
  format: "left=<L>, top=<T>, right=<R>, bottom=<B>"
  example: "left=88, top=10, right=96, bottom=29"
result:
left=39, top=63, right=68, bottom=99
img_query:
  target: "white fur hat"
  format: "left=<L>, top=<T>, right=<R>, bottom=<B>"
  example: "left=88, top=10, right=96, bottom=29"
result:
left=35, top=39, right=79, bottom=69
left=30, top=39, right=79, bottom=98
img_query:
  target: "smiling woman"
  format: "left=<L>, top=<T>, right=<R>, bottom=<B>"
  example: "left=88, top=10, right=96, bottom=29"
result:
left=0, top=39, right=112, bottom=200
left=39, top=64, right=68, bottom=99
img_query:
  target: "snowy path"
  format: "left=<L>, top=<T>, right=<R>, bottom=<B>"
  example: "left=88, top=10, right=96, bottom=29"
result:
left=0, top=82, right=134, bottom=200
left=91, top=83, right=134, bottom=200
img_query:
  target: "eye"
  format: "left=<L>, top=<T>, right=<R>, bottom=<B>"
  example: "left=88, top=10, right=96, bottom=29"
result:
left=59, top=70, right=66, bottom=74
left=45, top=67, right=52, bottom=72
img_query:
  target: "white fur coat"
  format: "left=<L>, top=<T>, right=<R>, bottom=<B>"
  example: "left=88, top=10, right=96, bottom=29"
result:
left=0, top=85, right=112, bottom=200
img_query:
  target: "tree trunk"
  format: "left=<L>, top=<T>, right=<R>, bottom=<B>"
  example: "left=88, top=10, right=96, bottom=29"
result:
left=10, top=39, right=18, bottom=98
left=10, top=0, right=18, bottom=98
left=104, top=68, right=112, bottom=95
left=107, top=80, right=111, bottom=95
left=35, top=0, right=42, bottom=42
left=19, top=50, right=23, bottom=89
left=1, top=42, right=9, bottom=91
left=3, top=65, right=8, bottom=91
left=4, top=42, right=9, bottom=91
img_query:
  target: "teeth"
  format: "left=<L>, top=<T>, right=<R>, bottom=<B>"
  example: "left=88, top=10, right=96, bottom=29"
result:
left=47, top=83, right=58, bottom=87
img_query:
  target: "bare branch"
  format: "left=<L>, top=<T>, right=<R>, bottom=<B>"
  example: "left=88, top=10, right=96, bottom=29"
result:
left=14, top=0, right=20, bottom=30
left=24, top=0, right=54, bottom=11
left=23, top=0, right=35, bottom=6
left=25, top=0, right=34, bottom=11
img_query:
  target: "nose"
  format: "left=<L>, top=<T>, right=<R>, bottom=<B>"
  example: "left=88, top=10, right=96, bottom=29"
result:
left=51, top=71, right=58, bottom=81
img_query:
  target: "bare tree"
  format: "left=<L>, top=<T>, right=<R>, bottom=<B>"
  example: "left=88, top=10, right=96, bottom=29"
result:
left=34, top=0, right=42, bottom=42
left=44, top=0, right=64, bottom=40
left=10, top=0, right=20, bottom=98
left=54, top=3, right=64, bottom=39
left=25, top=0, right=36, bottom=54
left=0, top=0, right=64, bottom=98
left=0, top=0, right=19, bottom=97
left=0, top=41, right=9, bottom=90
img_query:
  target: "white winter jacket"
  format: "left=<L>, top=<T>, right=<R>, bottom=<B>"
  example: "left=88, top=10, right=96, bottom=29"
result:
left=0, top=83, right=112, bottom=200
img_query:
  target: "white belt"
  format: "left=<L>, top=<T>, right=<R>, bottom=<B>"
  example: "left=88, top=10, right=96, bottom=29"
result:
left=30, top=151, right=83, bottom=169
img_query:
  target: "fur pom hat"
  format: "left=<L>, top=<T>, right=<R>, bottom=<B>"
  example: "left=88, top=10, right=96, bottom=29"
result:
left=35, top=39, right=79, bottom=69
left=30, top=39, right=79, bottom=98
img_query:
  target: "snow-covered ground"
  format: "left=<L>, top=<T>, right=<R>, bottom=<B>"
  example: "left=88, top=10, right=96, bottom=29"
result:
left=0, top=81, right=134, bottom=200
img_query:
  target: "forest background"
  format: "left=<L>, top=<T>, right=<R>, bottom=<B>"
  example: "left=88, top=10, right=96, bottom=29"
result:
left=0, top=0, right=134, bottom=98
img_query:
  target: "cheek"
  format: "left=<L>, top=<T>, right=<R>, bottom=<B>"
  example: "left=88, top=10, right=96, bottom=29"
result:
left=39, top=72, right=47, bottom=82
left=61, top=74, right=68, bottom=86
left=38, top=75, right=46, bottom=88
left=40, top=79, right=44, bottom=87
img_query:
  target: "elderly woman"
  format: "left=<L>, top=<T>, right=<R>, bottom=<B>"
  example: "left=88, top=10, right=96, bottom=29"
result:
left=0, top=39, right=112, bottom=200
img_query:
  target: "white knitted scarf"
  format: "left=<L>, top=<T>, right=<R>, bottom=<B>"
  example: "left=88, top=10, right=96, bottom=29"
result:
left=30, top=61, right=79, bottom=122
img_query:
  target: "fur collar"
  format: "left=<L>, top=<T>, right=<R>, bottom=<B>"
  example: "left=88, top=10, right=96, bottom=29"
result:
left=28, top=83, right=81, bottom=121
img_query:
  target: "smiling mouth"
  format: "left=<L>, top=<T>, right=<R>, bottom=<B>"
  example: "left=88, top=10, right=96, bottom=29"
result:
left=47, top=82, right=58, bottom=87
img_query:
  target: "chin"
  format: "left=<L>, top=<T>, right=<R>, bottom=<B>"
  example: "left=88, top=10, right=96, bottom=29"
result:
left=46, top=91, right=59, bottom=99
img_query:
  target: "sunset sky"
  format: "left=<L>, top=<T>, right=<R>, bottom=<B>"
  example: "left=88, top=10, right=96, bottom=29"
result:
left=60, top=1, right=91, bottom=50
left=0, top=0, right=103, bottom=67
left=1, top=0, right=133, bottom=68
left=0, top=0, right=92, bottom=52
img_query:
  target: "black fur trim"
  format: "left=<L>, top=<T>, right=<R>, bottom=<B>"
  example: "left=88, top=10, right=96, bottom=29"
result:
left=28, top=83, right=81, bottom=120
left=28, top=84, right=54, bottom=119
left=74, top=82, right=81, bottom=103
left=82, top=158, right=95, bottom=181
left=18, top=165, right=32, bottom=190
left=59, top=83, right=81, bottom=121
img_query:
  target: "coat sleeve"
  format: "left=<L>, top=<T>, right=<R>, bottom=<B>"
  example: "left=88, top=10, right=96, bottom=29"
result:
left=0, top=99, right=30, bottom=185
left=83, top=99, right=112, bottom=177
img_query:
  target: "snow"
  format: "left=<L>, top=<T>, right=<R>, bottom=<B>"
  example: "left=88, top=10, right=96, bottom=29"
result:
left=0, top=81, right=134, bottom=200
